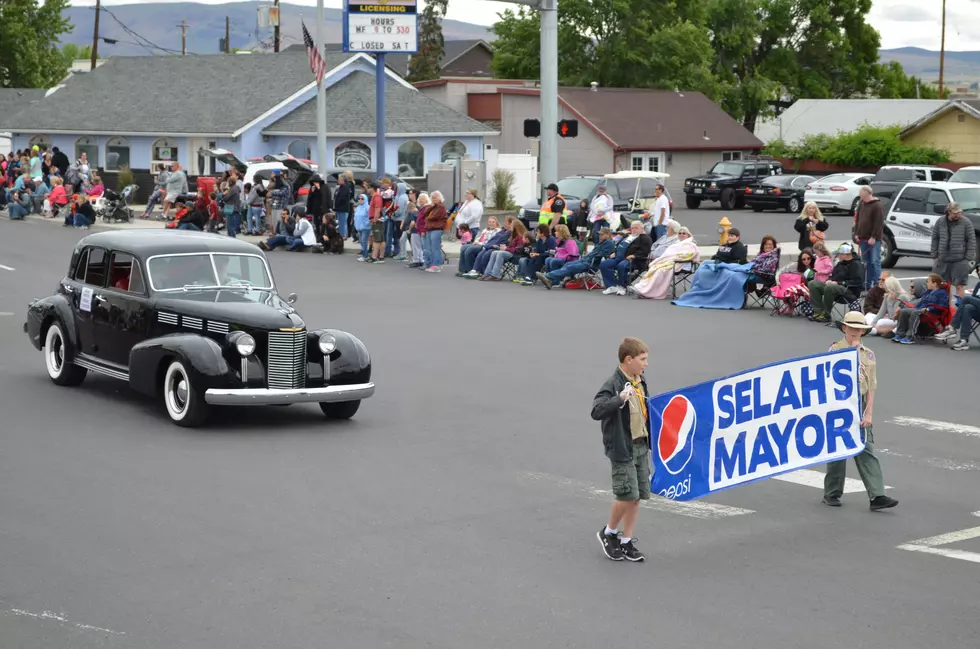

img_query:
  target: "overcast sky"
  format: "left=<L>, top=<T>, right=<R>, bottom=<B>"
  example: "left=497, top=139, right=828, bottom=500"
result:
left=69, top=0, right=980, bottom=51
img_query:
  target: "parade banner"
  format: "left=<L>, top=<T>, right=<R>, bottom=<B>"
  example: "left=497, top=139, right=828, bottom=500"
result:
left=649, top=348, right=863, bottom=501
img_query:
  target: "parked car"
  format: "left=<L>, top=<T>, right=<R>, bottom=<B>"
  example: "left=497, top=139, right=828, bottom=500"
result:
left=949, top=166, right=980, bottom=185
left=24, top=231, right=375, bottom=427
left=868, top=165, right=954, bottom=207
left=683, top=158, right=784, bottom=210
left=803, top=173, right=874, bottom=213
left=879, top=181, right=980, bottom=268
left=519, top=173, right=671, bottom=228
left=744, top=174, right=815, bottom=213
left=207, top=149, right=316, bottom=201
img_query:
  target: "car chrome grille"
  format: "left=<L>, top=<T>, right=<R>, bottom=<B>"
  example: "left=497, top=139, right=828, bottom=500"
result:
left=266, top=330, right=307, bottom=390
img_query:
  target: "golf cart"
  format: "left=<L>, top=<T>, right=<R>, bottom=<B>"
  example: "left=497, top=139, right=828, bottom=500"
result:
left=604, top=170, right=671, bottom=234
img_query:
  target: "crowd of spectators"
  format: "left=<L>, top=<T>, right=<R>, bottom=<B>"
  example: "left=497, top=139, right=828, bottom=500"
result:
left=1, top=145, right=103, bottom=227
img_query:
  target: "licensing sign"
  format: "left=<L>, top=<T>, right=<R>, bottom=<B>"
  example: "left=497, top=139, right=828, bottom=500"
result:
left=343, top=0, right=419, bottom=54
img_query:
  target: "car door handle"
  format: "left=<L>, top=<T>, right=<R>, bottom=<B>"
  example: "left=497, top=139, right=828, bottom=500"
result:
left=62, top=284, right=75, bottom=293
left=94, top=294, right=108, bottom=303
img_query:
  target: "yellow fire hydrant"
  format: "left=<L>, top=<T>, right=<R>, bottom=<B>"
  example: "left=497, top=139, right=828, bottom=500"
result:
left=718, top=216, right=732, bottom=246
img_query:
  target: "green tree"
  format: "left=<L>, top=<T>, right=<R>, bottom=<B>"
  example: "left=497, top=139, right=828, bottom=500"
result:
left=408, top=0, right=449, bottom=82
left=873, top=60, right=941, bottom=99
left=0, top=0, right=72, bottom=88
left=60, top=43, right=93, bottom=62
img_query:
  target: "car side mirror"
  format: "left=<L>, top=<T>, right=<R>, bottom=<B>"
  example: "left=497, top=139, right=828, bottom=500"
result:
left=287, top=292, right=298, bottom=304
left=934, top=204, right=947, bottom=215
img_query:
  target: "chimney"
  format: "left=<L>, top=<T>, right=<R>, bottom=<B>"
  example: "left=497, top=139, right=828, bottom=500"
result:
left=590, top=81, right=598, bottom=91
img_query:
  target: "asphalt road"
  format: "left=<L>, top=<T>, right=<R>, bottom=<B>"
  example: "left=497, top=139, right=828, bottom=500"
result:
left=2, top=218, right=980, bottom=649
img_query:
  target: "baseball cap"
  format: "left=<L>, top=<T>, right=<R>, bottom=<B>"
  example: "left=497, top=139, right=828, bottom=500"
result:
left=546, top=183, right=559, bottom=192
left=836, top=243, right=853, bottom=255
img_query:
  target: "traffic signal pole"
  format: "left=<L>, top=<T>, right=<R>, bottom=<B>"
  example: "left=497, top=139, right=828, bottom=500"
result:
left=486, top=0, right=558, bottom=201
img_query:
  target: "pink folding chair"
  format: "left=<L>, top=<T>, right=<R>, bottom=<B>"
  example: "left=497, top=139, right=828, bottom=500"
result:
left=769, top=272, right=804, bottom=317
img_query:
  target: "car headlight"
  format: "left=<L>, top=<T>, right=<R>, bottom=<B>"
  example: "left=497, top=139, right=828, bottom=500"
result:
left=318, top=333, right=337, bottom=354
left=518, top=207, right=525, bottom=217
left=234, top=333, right=256, bottom=357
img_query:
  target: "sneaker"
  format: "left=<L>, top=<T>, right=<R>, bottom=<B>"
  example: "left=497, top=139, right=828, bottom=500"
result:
left=602, top=286, right=619, bottom=295
left=375, top=259, right=386, bottom=264
left=870, top=495, right=899, bottom=511
left=935, top=327, right=958, bottom=341
left=536, top=272, right=552, bottom=290
left=394, top=255, right=407, bottom=261
left=897, top=337, right=915, bottom=345
left=951, top=339, right=971, bottom=351
left=464, top=270, right=480, bottom=277
left=356, top=256, right=367, bottom=262
left=597, top=527, right=624, bottom=561
left=891, top=335, right=905, bottom=343
left=455, top=272, right=465, bottom=277
left=520, top=279, right=534, bottom=286
left=822, top=495, right=842, bottom=507
left=620, top=538, right=645, bottom=562
left=616, top=286, right=627, bottom=296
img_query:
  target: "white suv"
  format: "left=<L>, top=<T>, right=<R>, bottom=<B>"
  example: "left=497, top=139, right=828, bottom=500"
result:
left=881, top=181, right=980, bottom=268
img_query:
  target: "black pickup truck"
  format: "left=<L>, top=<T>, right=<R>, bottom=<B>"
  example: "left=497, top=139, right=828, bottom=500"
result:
left=683, top=159, right=783, bottom=210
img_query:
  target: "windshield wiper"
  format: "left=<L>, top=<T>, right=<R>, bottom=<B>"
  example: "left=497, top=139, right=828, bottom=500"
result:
left=180, top=284, right=223, bottom=292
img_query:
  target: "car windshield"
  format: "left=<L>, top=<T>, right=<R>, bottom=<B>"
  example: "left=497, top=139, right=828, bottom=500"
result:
left=950, top=188, right=980, bottom=212
left=874, top=168, right=918, bottom=181
left=708, top=162, right=746, bottom=176
left=815, top=174, right=852, bottom=184
left=950, top=170, right=980, bottom=185
left=147, top=253, right=274, bottom=292
left=556, top=178, right=599, bottom=201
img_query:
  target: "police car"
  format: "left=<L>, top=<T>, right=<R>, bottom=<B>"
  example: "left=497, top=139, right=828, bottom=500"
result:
left=880, top=181, right=980, bottom=268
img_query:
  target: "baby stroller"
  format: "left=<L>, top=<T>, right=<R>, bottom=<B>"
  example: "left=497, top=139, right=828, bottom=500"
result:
left=99, top=184, right=138, bottom=223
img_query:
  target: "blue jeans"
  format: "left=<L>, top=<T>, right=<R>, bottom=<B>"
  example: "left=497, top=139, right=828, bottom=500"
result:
left=73, top=212, right=91, bottom=227
left=425, top=230, right=443, bottom=267
left=336, top=211, right=349, bottom=238
left=358, top=229, right=371, bottom=257
left=386, top=219, right=402, bottom=257
left=954, top=295, right=980, bottom=340
left=226, top=211, right=240, bottom=238
left=178, top=223, right=200, bottom=231
left=485, top=250, right=513, bottom=277
left=592, top=219, right=608, bottom=241
left=267, top=235, right=290, bottom=250
left=600, top=258, right=632, bottom=287
left=545, top=259, right=590, bottom=283
left=247, top=206, right=264, bottom=234
left=654, top=225, right=667, bottom=240
left=458, top=244, right=483, bottom=273
left=859, top=239, right=881, bottom=289
left=518, top=255, right=546, bottom=280
left=143, top=189, right=163, bottom=216
left=545, top=258, right=568, bottom=273
left=8, top=202, right=28, bottom=219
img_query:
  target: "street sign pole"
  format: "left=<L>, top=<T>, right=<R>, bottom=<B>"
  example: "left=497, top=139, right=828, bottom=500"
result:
left=316, top=0, right=328, bottom=172
left=376, top=53, right=387, bottom=178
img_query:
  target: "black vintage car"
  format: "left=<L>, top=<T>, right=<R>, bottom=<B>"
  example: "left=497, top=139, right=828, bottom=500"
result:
left=683, top=159, right=784, bottom=210
left=24, top=231, right=375, bottom=427
left=744, top=175, right=816, bottom=213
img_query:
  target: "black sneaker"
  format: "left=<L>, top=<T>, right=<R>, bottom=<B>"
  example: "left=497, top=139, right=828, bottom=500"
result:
left=822, top=495, right=842, bottom=507
left=870, top=495, right=899, bottom=511
left=620, top=539, right=645, bottom=562
left=597, top=527, right=623, bottom=561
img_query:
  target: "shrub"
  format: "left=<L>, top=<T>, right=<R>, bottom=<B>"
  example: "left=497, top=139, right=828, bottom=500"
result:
left=490, top=168, right=517, bottom=210
left=117, top=165, right=135, bottom=189
left=763, top=124, right=950, bottom=168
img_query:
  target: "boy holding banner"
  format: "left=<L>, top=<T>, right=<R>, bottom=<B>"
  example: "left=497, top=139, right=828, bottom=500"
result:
left=824, top=312, right=899, bottom=511
left=592, top=337, right=650, bottom=562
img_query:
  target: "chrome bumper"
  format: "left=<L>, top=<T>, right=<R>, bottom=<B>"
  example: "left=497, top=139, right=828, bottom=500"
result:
left=204, top=382, right=375, bottom=405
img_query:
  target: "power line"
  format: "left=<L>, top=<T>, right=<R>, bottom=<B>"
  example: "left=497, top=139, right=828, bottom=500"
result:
left=94, top=6, right=194, bottom=55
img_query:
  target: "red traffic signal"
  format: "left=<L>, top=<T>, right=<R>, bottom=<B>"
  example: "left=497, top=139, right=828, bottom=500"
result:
left=558, top=119, right=578, bottom=138
left=524, top=119, right=541, bottom=138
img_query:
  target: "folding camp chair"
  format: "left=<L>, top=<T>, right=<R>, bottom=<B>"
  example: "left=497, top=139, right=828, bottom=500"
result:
left=501, top=257, right=520, bottom=281
left=769, top=272, right=805, bottom=317
left=831, top=292, right=864, bottom=322
left=745, top=276, right=777, bottom=310
left=671, top=260, right=699, bottom=298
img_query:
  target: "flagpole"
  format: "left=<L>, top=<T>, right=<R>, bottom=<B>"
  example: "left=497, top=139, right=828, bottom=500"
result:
left=315, top=0, right=328, bottom=174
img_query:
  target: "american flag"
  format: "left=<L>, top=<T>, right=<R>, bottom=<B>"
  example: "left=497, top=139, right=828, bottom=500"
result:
left=302, top=20, right=326, bottom=85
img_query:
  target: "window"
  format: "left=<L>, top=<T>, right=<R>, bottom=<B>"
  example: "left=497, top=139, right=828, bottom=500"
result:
left=75, top=136, right=99, bottom=168
left=105, top=137, right=130, bottom=172
left=630, top=152, right=664, bottom=173
left=894, top=186, right=929, bottom=214
left=334, top=140, right=372, bottom=169
left=631, top=156, right=643, bottom=171
left=722, top=151, right=743, bottom=161
left=29, top=135, right=52, bottom=151
left=440, top=139, right=467, bottom=162
left=931, top=169, right=952, bottom=182
left=927, top=189, right=950, bottom=215
left=147, top=253, right=273, bottom=292
left=108, top=252, right=145, bottom=294
left=397, top=140, right=425, bottom=178
left=287, top=139, right=311, bottom=160
left=74, top=248, right=107, bottom=287
left=151, top=138, right=179, bottom=173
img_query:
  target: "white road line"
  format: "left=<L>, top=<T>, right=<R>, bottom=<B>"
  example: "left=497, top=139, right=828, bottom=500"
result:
left=520, top=471, right=755, bottom=519
left=769, top=469, right=887, bottom=493
left=0, top=312, right=13, bottom=317
left=895, top=545, right=980, bottom=564
left=878, top=448, right=980, bottom=472
left=896, top=523, right=980, bottom=564
left=0, top=264, right=15, bottom=271
left=8, top=608, right=125, bottom=635
left=891, top=416, right=980, bottom=439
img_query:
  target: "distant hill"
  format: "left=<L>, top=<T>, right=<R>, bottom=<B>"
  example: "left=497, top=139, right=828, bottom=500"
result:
left=62, top=1, right=493, bottom=56
left=879, top=47, right=980, bottom=84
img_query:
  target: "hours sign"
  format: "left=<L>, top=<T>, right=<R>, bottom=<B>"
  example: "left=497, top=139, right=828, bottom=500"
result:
left=343, top=0, right=419, bottom=54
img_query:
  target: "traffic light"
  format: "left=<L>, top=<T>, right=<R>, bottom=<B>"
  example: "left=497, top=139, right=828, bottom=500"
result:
left=524, top=119, right=541, bottom=138
left=558, top=119, right=578, bottom=138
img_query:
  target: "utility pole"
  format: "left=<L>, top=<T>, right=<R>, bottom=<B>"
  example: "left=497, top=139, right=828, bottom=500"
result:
left=315, top=0, right=328, bottom=174
left=274, top=0, right=281, bottom=52
left=938, top=0, right=946, bottom=98
left=225, top=16, right=231, bottom=54
left=91, top=0, right=101, bottom=70
left=178, top=20, right=188, bottom=56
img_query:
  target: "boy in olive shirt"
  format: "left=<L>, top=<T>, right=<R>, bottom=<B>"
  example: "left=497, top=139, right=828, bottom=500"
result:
left=591, top=337, right=650, bottom=562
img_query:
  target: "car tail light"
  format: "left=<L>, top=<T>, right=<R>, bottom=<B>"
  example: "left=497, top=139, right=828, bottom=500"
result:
left=772, top=188, right=782, bottom=195
left=830, top=186, right=847, bottom=191
left=806, top=185, right=812, bottom=190
left=745, top=188, right=753, bottom=194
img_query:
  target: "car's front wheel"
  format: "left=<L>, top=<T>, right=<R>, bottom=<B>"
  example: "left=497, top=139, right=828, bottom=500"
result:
left=685, top=195, right=700, bottom=209
left=319, top=400, right=361, bottom=420
left=44, top=321, right=87, bottom=386
left=162, top=359, right=208, bottom=427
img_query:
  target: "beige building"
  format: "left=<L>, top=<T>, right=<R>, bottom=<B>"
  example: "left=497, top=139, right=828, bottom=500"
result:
left=415, top=79, right=763, bottom=196
left=900, top=99, right=980, bottom=163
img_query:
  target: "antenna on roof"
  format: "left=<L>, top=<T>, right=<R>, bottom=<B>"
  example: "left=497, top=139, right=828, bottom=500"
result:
left=703, top=130, right=710, bottom=141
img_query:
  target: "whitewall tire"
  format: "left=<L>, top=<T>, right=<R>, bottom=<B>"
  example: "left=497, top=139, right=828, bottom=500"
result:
left=163, top=360, right=208, bottom=427
left=44, top=321, right=86, bottom=386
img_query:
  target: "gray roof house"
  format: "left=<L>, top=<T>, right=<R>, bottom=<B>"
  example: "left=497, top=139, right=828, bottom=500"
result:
left=285, top=39, right=495, bottom=78
left=3, top=50, right=496, bottom=182
left=754, top=99, right=949, bottom=143
left=0, top=88, right=48, bottom=151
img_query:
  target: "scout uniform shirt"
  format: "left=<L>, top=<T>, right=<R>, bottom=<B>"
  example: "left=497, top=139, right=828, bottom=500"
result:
left=620, top=370, right=648, bottom=441
left=829, top=339, right=877, bottom=396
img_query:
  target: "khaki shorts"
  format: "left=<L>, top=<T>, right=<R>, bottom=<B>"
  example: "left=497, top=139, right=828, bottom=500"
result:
left=370, top=220, right=386, bottom=242
left=611, top=440, right=651, bottom=501
left=934, top=259, right=972, bottom=287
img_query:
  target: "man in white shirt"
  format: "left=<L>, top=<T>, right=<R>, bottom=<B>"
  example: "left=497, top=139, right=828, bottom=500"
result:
left=652, top=184, right=670, bottom=240
left=589, top=185, right=613, bottom=242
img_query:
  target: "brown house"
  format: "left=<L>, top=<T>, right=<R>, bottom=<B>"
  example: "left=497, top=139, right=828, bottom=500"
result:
left=416, top=80, right=763, bottom=195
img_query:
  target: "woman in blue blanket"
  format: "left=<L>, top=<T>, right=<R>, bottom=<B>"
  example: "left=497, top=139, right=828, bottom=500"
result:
left=673, top=230, right=780, bottom=310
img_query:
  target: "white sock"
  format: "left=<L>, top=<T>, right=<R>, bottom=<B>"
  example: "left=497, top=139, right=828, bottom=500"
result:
left=620, top=537, right=632, bottom=545
left=604, top=526, right=617, bottom=536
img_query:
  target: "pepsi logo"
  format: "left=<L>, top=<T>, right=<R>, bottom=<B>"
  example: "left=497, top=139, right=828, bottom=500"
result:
left=658, top=395, right=696, bottom=474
